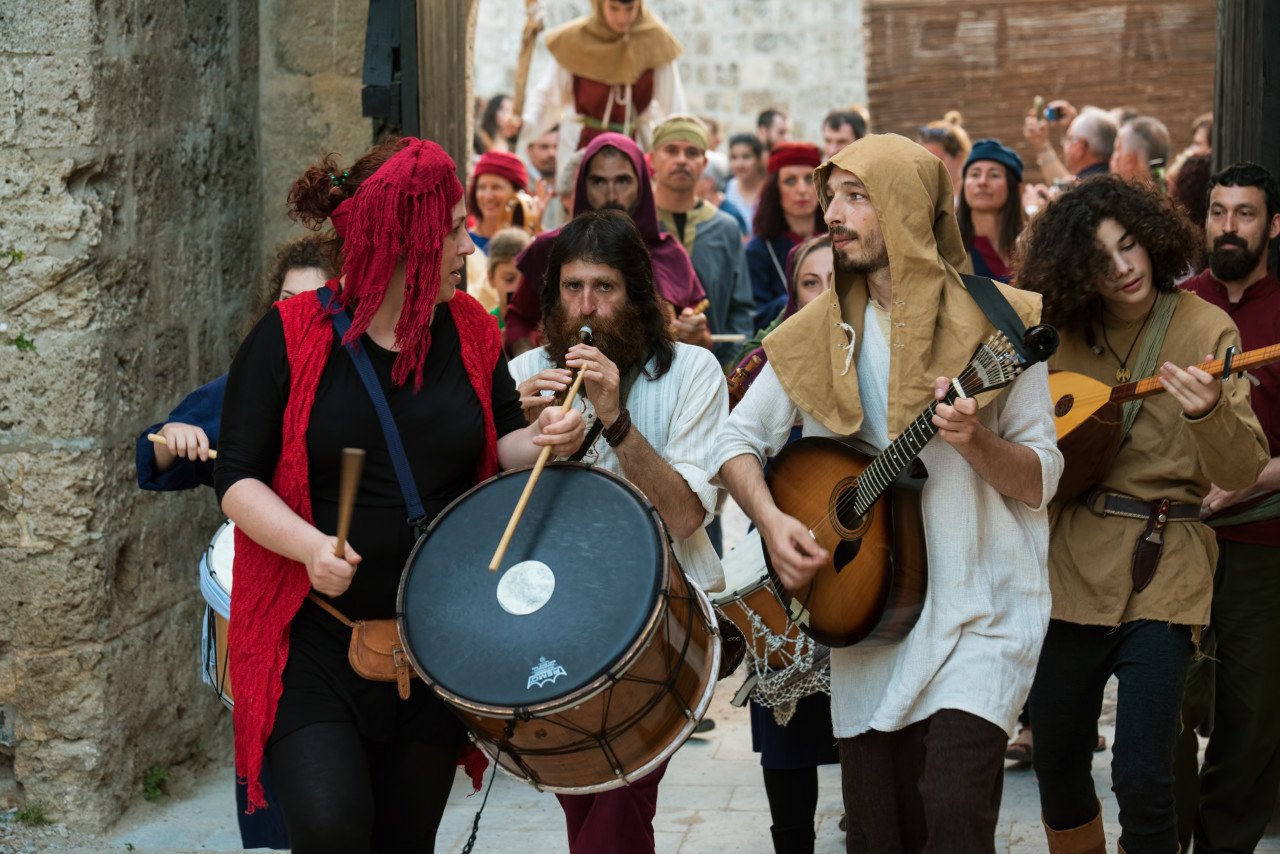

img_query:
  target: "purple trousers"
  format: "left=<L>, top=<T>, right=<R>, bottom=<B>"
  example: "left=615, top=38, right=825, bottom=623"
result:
left=556, top=760, right=669, bottom=853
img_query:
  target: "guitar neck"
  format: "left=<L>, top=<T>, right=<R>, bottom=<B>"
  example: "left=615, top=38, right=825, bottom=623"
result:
left=1110, top=343, right=1280, bottom=403
left=852, top=403, right=942, bottom=518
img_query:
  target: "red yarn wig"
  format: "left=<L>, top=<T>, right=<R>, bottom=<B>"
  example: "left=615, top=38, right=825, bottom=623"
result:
left=332, top=137, right=463, bottom=390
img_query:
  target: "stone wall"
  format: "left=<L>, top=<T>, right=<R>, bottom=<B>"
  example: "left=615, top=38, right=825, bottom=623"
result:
left=473, top=0, right=867, bottom=149
left=258, top=0, right=372, bottom=262
left=0, top=0, right=259, bottom=828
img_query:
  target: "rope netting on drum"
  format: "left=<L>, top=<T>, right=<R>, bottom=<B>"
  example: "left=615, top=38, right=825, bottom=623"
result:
left=740, top=608, right=830, bottom=726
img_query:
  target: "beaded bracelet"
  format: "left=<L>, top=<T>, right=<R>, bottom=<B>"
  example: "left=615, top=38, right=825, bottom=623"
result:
left=603, top=409, right=632, bottom=447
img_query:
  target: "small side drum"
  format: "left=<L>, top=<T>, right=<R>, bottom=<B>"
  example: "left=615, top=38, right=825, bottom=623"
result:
left=398, top=463, right=720, bottom=793
left=712, top=529, right=805, bottom=671
left=199, top=520, right=235, bottom=709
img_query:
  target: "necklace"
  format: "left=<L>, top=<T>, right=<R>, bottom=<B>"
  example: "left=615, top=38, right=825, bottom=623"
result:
left=1099, top=306, right=1154, bottom=383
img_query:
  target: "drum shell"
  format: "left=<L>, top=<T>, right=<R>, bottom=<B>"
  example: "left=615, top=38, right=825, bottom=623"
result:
left=458, top=566, right=718, bottom=792
left=714, top=580, right=802, bottom=671
left=711, top=530, right=802, bottom=671
left=397, top=463, right=720, bottom=793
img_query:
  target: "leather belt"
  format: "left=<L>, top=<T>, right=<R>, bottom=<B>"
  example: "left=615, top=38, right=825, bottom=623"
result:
left=1085, top=490, right=1202, bottom=593
left=1086, top=490, right=1202, bottom=522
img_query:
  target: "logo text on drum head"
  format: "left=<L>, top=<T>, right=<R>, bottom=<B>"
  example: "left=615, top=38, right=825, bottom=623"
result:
left=528, top=657, right=568, bottom=689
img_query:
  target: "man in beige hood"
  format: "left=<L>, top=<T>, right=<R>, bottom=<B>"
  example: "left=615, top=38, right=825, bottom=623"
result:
left=712, top=134, right=1062, bottom=852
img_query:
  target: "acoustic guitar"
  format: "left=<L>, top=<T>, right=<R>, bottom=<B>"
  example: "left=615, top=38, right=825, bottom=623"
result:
left=1049, top=342, right=1280, bottom=501
left=763, top=329, right=1057, bottom=648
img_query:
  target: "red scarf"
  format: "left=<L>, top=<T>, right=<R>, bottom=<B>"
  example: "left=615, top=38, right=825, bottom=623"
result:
left=229, top=285, right=499, bottom=810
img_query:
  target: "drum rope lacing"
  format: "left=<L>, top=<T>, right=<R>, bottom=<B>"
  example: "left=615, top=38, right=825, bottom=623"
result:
left=739, top=608, right=831, bottom=726
left=478, top=586, right=705, bottom=760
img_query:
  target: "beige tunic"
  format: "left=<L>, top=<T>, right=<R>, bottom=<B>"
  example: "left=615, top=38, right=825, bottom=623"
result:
left=1049, top=291, right=1268, bottom=627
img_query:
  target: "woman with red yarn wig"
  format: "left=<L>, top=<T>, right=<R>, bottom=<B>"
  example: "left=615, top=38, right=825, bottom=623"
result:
left=214, top=137, right=584, bottom=853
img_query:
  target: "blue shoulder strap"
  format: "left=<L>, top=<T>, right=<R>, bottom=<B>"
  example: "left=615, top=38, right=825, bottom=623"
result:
left=317, top=289, right=427, bottom=532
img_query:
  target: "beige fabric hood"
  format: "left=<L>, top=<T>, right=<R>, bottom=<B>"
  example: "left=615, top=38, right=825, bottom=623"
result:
left=762, top=133, right=1042, bottom=438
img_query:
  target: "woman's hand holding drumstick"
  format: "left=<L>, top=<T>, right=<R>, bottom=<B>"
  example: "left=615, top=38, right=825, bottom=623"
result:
left=489, top=328, right=592, bottom=571
left=334, top=448, right=366, bottom=558
left=310, top=448, right=366, bottom=597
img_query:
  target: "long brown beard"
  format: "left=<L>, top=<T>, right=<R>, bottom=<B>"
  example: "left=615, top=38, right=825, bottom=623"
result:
left=544, top=299, right=652, bottom=375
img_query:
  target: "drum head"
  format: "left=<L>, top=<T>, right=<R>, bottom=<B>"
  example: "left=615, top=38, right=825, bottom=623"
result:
left=713, top=528, right=766, bottom=604
left=200, top=521, right=235, bottom=619
left=400, top=464, right=666, bottom=709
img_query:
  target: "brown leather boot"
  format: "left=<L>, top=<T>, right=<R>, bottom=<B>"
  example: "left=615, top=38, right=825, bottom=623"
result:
left=1043, top=805, right=1105, bottom=854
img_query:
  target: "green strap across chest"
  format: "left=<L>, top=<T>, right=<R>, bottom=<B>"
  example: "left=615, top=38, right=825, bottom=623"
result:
left=1118, top=289, right=1180, bottom=441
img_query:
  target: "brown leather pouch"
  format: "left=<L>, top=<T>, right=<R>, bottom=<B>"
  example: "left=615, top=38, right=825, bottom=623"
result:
left=1130, top=498, right=1171, bottom=593
left=309, top=594, right=417, bottom=699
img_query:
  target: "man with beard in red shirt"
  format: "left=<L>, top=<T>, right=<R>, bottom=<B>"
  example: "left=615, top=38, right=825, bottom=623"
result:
left=1176, top=162, right=1280, bottom=853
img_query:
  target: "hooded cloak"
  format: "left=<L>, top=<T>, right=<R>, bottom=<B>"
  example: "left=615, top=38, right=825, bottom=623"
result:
left=543, top=0, right=683, bottom=87
left=763, top=134, right=1042, bottom=438
left=503, top=132, right=704, bottom=347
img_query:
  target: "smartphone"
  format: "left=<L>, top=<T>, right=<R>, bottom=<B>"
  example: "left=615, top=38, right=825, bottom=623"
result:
left=1033, top=96, right=1045, bottom=121
left=1044, top=105, right=1063, bottom=122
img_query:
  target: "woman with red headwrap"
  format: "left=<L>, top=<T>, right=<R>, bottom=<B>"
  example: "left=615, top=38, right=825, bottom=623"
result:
left=215, top=137, right=584, bottom=853
left=744, top=142, right=826, bottom=332
left=468, top=150, right=537, bottom=250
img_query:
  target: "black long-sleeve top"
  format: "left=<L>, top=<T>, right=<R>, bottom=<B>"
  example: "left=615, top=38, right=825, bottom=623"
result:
left=215, top=303, right=527, bottom=620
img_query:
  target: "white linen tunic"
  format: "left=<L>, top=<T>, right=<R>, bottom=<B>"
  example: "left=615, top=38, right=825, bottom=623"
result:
left=510, top=342, right=727, bottom=593
left=710, top=312, right=1061, bottom=738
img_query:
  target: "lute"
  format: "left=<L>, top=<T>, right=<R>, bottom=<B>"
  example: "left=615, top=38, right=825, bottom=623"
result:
left=763, top=327, right=1059, bottom=648
left=1050, top=342, right=1280, bottom=501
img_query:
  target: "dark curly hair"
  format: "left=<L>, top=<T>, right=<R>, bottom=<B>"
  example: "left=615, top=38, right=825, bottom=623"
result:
left=286, top=136, right=410, bottom=273
left=1170, top=152, right=1213, bottom=232
left=244, top=236, right=337, bottom=334
left=1014, top=176, right=1202, bottom=332
left=541, top=209, right=675, bottom=380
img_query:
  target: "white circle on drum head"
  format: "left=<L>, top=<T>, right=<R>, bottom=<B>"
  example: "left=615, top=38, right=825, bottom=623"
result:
left=496, top=560, right=556, bottom=616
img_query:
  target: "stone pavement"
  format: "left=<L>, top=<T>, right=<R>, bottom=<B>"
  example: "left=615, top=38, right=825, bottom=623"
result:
left=28, top=501, right=1280, bottom=852
left=95, top=693, right=1280, bottom=853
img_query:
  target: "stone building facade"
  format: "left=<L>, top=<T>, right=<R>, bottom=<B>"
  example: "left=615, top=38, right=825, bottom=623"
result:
left=473, top=0, right=869, bottom=150
left=258, top=0, right=372, bottom=263
left=0, top=0, right=260, bottom=828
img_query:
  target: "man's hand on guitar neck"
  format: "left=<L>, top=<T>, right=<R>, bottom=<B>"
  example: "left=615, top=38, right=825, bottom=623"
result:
left=931, top=376, right=1045, bottom=508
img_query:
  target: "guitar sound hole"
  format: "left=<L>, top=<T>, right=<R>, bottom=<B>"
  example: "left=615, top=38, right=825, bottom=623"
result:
left=835, top=486, right=863, bottom=531
left=1054, top=394, right=1074, bottom=417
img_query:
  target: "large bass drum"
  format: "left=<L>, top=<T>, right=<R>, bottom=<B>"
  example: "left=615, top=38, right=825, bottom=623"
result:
left=398, top=463, right=720, bottom=793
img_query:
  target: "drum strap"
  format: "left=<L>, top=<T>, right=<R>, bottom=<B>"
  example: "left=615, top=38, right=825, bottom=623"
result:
left=320, top=289, right=428, bottom=536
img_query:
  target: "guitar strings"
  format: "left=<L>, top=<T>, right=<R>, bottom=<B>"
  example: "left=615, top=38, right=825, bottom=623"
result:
left=792, top=362, right=987, bottom=537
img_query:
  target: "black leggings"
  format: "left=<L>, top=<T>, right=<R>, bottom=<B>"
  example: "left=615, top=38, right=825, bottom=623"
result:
left=1030, top=619, right=1192, bottom=854
left=763, top=765, right=819, bottom=833
left=266, top=721, right=458, bottom=854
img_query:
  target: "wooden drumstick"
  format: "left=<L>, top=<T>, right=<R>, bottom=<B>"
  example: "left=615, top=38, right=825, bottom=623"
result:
left=334, top=448, right=366, bottom=560
left=147, top=433, right=218, bottom=460
left=688, top=298, right=710, bottom=316
left=488, top=327, right=592, bottom=571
